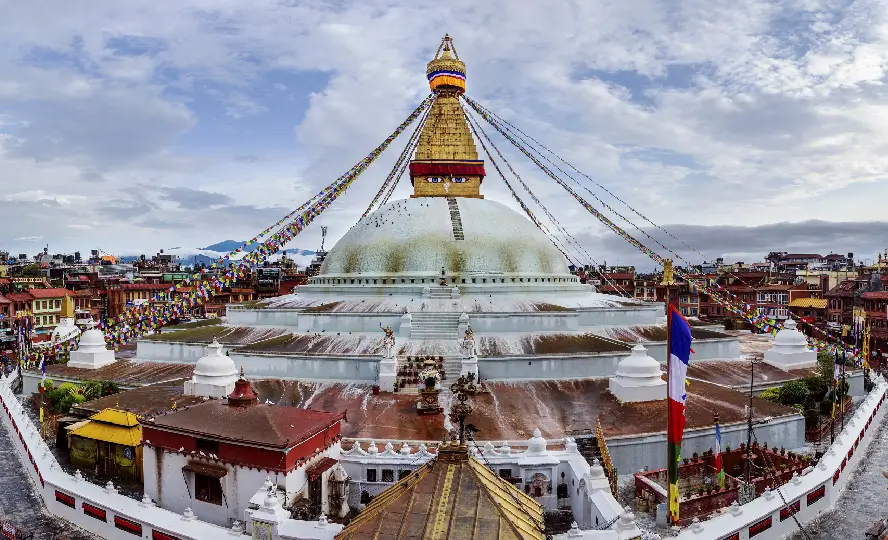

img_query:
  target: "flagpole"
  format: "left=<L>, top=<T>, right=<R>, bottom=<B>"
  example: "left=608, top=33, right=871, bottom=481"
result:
left=662, top=259, right=675, bottom=526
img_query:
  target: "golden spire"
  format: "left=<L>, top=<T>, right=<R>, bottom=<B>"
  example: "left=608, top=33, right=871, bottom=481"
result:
left=60, top=294, right=74, bottom=319
left=411, top=35, right=485, bottom=199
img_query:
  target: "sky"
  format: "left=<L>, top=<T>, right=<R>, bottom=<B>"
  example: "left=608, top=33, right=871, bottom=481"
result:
left=2, top=0, right=888, bottom=269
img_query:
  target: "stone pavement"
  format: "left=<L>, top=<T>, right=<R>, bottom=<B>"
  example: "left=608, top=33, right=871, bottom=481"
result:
left=0, top=415, right=96, bottom=539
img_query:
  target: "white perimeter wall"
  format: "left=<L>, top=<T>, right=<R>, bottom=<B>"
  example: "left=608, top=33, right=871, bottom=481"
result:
left=0, top=373, right=343, bottom=540
left=674, top=376, right=888, bottom=540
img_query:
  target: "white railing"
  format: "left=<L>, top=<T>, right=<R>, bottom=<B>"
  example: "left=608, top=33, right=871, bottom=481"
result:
left=676, top=375, right=888, bottom=540
left=0, top=372, right=228, bottom=540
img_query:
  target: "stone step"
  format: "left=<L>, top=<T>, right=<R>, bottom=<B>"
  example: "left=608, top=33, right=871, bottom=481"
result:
left=447, top=197, right=465, bottom=241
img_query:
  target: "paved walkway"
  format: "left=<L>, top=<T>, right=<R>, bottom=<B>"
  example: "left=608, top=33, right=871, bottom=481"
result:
left=0, top=410, right=95, bottom=539
left=788, top=415, right=888, bottom=539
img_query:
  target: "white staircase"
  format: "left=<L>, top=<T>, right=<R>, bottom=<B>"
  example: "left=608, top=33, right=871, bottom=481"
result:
left=409, top=311, right=462, bottom=339
left=447, top=197, right=465, bottom=240
left=427, top=286, right=452, bottom=299
left=440, top=356, right=463, bottom=386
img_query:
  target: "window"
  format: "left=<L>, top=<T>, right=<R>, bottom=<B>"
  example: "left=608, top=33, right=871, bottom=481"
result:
left=196, top=439, right=219, bottom=454
left=366, top=469, right=377, bottom=482
left=195, top=473, right=223, bottom=505
left=499, top=469, right=513, bottom=478
left=381, top=469, right=395, bottom=483
left=398, top=470, right=410, bottom=480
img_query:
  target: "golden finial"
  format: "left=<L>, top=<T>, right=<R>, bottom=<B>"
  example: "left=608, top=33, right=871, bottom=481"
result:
left=661, top=259, right=675, bottom=286
left=427, top=34, right=466, bottom=93
left=240, top=366, right=245, bottom=378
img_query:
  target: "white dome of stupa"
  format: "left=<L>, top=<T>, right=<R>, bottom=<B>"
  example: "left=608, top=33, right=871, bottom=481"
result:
left=184, top=338, right=238, bottom=398
left=193, top=339, right=237, bottom=378
left=763, top=317, right=816, bottom=371
left=773, top=318, right=808, bottom=347
left=609, top=345, right=667, bottom=403
left=77, top=320, right=107, bottom=350
left=316, top=197, right=576, bottom=280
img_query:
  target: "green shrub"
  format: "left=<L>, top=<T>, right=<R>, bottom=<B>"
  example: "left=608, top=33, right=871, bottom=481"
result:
left=760, top=387, right=781, bottom=403
left=777, top=380, right=809, bottom=407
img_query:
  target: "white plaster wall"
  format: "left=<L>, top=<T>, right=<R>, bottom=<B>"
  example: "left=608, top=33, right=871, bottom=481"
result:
left=577, top=307, right=659, bottom=327
left=602, top=414, right=805, bottom=474
left=136, top=340, right=235, bottom=363
left=479, top=352, right=627, bottom=381
left=229, top=352, right=380, bottom=381
left=642, top=338, right=741, bottom=363
left=466, top=313, right=579, bottom=333
left=298, top=313, right=404, bottom=333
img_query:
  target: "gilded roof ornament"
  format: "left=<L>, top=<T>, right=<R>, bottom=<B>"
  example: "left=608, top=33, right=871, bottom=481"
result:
left=427, top=34, right=466, bottom=93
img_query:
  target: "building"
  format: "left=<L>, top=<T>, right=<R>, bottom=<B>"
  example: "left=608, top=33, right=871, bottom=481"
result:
left=598, top=271, right=635, bottom=297
left=861, top=291, right=888, bottom=352
left=788, top=297, right=828, bottom=325
left=337, top=440, right=547, bottom=540
left=67, top=408, right=143, bottom=481
left=825, top=279, right=868, bottom=325
left=755, top=284, right=810, bottom=321
left=141, top=373, right=346, bottom=527
left=107, top=283, right=172, bottom=318
left=27, top=288, right=73, bottom=330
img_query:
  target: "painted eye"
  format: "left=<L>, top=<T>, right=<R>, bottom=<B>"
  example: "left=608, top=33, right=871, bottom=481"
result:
left=452, top=177, right=467, bottom=183
left=427, top=177, right=442, bottom=183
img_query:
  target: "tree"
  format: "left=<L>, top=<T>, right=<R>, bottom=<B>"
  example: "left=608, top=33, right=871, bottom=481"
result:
left=777, top=380, right=809, bottom=408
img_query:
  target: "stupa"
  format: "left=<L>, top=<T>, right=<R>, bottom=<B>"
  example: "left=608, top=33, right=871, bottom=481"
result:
left=183, top=338, right=238, bottom=398
left=763, top=318, right=816, bottom=370
left=609, top=344, right=666, bottom=402
left=67, top=319, right=116, bottom=370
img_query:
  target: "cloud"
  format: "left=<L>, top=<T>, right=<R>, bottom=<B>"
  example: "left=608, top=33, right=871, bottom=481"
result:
left=13, top=235, right=43, bottom=242
left=0, top=0, right=886, bottom=262
left=158, top=187, right=233, bottom=209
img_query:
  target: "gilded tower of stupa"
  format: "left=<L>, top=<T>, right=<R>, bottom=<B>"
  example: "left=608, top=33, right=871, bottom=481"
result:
left=410, top=34, right=486, bottom=199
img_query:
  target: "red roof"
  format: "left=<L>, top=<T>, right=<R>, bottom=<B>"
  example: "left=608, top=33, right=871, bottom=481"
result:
left=0, top=295, right=10, bottom=304
left=28, top=288, right=72, bottom=299
left=5, top=292, right=34, bottom=302
left=73, top=289, right=94, bottom=297
left=0, top=277, right=10, bottom=285
left=148, top=401, right=345, bottom=448
left=862, top=291, right=888, bottom=300
left=119, top=283, right=171, bottom=290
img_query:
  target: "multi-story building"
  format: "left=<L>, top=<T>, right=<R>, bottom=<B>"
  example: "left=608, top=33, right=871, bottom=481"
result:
left=754, top=284, right=811, bottom=321
left=107, top=283, right=173, bottom=318
left=28, top=288, right=73, bottom=330
left=597, top=271, right=635, bottom=297
left=825, top=279, right=869, bottom=326
left=861, top=291, right=888, bottom=353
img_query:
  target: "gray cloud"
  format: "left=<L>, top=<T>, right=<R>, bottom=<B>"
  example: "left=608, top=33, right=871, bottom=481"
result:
left=158, top=187, right=233, bottom=209
left=96, top=201, right=155, bottom=220
left=572, top=220, right=888, bottom=270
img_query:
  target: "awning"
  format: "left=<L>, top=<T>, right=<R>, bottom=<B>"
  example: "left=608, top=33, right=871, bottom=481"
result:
left=183, top=462, right=228, bottom=478
left=306, top=457, right=338, bottom=481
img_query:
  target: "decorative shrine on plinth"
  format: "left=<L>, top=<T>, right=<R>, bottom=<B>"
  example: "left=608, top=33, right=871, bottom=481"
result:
left=416, top=358, right=444, bottom=415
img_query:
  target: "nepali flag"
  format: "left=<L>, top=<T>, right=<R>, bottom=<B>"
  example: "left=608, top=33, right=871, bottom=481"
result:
left=667, top=305, right=693, bottom=524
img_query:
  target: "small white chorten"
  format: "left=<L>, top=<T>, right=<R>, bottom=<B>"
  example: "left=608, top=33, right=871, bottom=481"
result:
left=609, top=344, right=667, bottom=403
left=184, top=338, right=238, bottom=398
left=763, top=318, right=816, bottom=370
left=67, top=319, right=116, bottom=369
left=50, top=294, right=81, bottom=345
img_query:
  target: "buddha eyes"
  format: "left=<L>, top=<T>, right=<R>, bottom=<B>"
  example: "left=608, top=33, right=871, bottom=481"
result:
left=426, top=177, right=468, bottom=183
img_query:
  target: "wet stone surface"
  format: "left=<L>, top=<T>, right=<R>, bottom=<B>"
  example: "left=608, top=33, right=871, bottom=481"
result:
left=0, top=413, right=96, bottom=539
left=787, top=417, right=888, bottom=539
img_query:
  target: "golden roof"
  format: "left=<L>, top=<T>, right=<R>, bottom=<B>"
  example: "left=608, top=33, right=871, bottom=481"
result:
left=789, top=297, right=828, bottom=309
left=69, top=409, right=142, bottom=447
left=414, top=93, right=479, bottom=162
left=336, top=444, right=544, bottom=540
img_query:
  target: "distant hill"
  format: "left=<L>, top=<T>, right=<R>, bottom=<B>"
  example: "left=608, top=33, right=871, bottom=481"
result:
left=120, top=241, right=317, bottom=267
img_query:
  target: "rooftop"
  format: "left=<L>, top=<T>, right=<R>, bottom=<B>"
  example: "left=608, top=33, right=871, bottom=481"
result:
left=28, top=287, right=73, bottom=298
left=40, top=360, right=194, bottom=387
left=249, top=378, right=796, bottom=442
left=147, top=399, right=345, bottom=448
left=862, top=291, right=888, bottom=300
left=789, top=298, right=828, bottom=309
left=338, top=446, right=544, bottom=540
left=71, top=382, right=206, bottom=419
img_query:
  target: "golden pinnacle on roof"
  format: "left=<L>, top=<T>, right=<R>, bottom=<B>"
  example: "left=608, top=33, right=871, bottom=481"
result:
left=426, top=33, right=466, bottom=94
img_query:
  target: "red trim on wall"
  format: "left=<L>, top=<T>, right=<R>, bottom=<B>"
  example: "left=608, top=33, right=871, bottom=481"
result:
left=55, top=490, right=75, bottom=508
left=748, top=516, right=772, bottom=537
left=114, top=516, right=143, bottom=536
left=152, top=530, right=182, bottom=540
left=409, top=162, right=486, bottom=178
left=82, top=502, right=107, bottom=521
left=806, top=485, right=826, bottom=506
